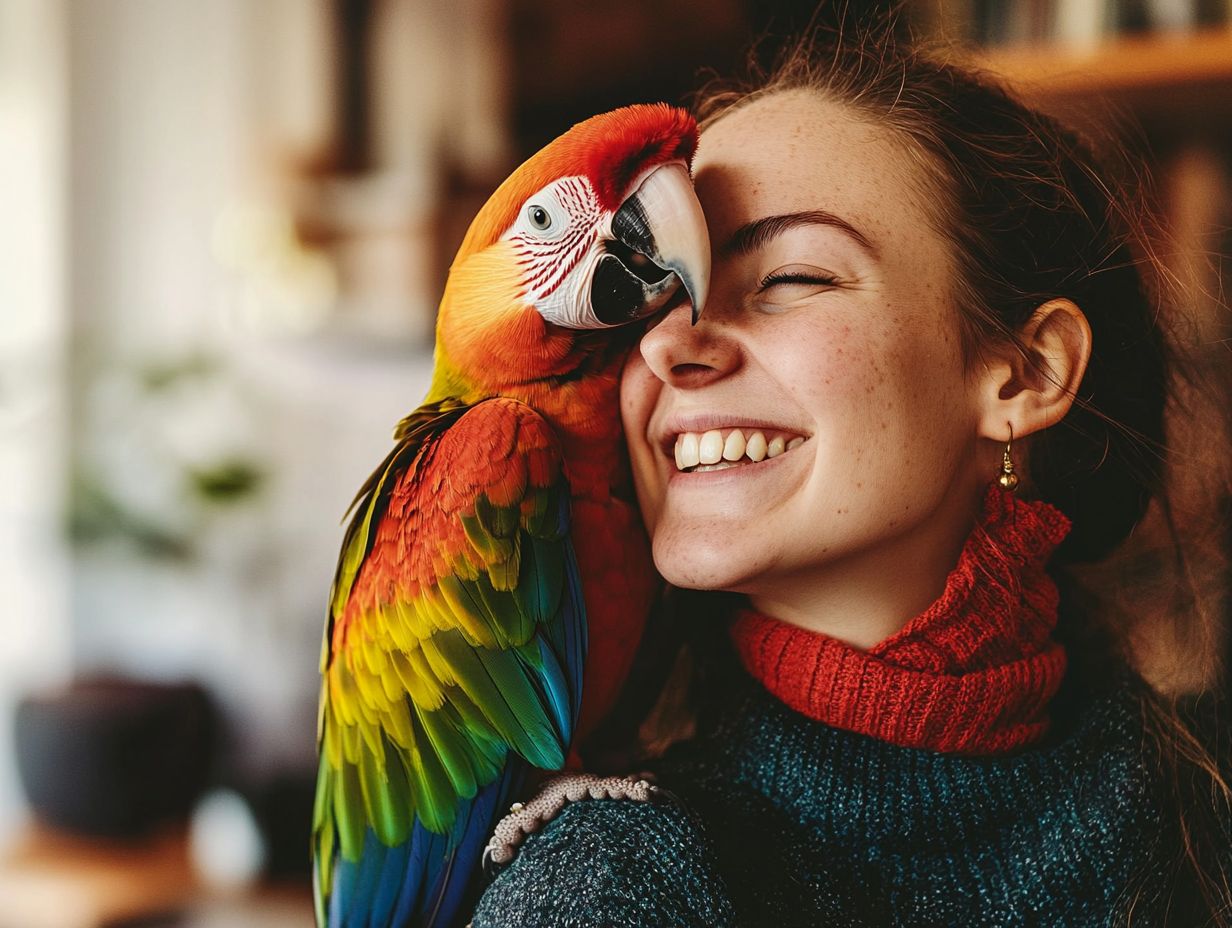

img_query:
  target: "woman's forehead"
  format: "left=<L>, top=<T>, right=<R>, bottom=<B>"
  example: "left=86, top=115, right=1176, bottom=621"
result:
left=693, top=90, right=928, bottom=247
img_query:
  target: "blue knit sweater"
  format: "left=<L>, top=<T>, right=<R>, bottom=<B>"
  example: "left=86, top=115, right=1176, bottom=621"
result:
left=471, top=667, right=1193, bottom=927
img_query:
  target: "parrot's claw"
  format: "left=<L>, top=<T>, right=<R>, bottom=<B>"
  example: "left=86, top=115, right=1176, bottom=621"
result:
left=482, top=772, right=660, bottom=873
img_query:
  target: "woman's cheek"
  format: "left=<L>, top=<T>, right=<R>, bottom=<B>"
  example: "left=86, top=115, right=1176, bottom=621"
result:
left=619, top=354, right=663, bottom=533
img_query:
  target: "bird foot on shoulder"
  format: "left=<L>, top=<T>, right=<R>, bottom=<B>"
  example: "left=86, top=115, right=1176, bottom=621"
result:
left=482, top=772, right=660, bottom=869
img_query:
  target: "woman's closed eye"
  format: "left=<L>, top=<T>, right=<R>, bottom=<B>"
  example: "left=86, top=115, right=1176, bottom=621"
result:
left=757, top=266, right=842, bottom=291
left=755, top=268, right=842, bottom=309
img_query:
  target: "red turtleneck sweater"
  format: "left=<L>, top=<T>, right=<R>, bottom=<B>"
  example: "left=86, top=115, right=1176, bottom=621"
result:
left=730, top=485, right=1072, bottom=755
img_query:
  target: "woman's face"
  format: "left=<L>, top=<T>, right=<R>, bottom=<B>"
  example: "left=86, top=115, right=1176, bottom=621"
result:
left=620, top=91, right=990, bottom=622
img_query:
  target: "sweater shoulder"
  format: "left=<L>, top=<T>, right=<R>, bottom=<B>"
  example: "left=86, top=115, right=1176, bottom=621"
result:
left=471, top=792, right=737, bottom=928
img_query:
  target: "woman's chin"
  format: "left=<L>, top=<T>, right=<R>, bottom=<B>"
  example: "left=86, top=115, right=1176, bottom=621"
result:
left=651, top=528, right=772, bottom=593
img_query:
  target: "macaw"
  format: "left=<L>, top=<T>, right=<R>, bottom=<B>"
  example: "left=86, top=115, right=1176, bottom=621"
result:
left=312, top=104, right=710, bottom=928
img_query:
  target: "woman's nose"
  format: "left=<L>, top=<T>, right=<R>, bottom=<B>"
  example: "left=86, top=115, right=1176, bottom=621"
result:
left=636, top=298, right=742, bottom=388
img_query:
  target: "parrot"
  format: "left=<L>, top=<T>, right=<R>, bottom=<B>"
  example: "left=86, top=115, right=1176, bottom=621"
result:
left=312, top=103, right=710, bottom=928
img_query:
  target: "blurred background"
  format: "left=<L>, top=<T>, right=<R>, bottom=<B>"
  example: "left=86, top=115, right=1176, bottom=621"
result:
left=2, top=0, right=1230, bottom=925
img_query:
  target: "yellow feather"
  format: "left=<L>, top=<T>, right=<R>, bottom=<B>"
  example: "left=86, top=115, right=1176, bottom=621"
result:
left=396, top=649, right=446, bottom=710
left=341, top=721, right=362, bottom=765
left=357, top=715, right=385, bottom=769
left=417, top=594, right=453, bottom=634
left=487, top=533, right=522, bottom=592
left=385, top=603, right=420, bottom=651
left=418, top=634, right=452, bottom=686
left=323, top=711, right=344, bottom=769
left=382, top=698, right=415, bottom=749
left=329, top=667, right=358, bottom=727
left=379, top=663, right=404, bottom=704
left=364, top=638, right=388, bottom=676
left=429, top=583, right=492, bottom=648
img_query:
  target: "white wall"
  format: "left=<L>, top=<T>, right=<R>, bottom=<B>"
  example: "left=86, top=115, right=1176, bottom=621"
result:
left=63, top=0, right=444, bottom=783
left=0, top=0, right=72, bottom=838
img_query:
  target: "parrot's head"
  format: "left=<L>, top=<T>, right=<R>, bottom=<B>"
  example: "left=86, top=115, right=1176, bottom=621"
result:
left=435, top=103, right=710, bottom=390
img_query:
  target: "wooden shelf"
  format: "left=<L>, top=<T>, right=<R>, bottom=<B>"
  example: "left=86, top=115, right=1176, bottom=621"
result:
left=971, top=28, right=1232, bottom=118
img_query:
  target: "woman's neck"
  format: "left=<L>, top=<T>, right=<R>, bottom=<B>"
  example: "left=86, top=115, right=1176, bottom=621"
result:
left=747, top=485, right=982, bottom=650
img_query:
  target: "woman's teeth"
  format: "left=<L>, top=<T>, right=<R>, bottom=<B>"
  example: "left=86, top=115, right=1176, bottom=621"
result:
left=673, top=429, right=804, bottom=473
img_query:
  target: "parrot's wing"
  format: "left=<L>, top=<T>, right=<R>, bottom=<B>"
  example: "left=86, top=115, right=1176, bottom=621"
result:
left=313, top=397, right=585, bottom=927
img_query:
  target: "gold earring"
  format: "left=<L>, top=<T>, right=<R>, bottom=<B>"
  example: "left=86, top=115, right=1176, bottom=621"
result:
left=998, top=424, right=1019, bottom=491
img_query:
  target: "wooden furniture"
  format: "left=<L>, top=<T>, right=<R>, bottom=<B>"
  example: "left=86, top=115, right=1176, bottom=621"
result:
left=0, top=825, right=313, bottom=928
left=0, top=825, right=196, bottom=928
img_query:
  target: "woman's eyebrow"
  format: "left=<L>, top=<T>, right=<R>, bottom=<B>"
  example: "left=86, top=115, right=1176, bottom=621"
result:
left=721, top=210, right=879, bottom=259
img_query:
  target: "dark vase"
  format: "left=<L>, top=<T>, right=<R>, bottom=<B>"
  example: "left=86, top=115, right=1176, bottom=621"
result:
left=14, top=677, right=218, bottom=839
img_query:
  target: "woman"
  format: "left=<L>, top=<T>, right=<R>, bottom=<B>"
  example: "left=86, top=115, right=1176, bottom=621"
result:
left=472, top=22, right=1231, bottom=928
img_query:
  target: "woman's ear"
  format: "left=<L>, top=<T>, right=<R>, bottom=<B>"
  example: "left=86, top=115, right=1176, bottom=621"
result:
left=976, top=298, right=1093, bottom=442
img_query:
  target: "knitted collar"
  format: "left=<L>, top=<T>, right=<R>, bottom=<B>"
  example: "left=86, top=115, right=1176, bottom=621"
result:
left=730, top=485, right=1073, bottom=755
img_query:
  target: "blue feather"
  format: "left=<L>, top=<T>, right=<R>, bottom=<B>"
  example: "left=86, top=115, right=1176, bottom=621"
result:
left=351, top=832, right=387, bottom=927
left=367, top=839, right=408, bottom=928
left=534, top=637, right=573, bottom=744
left=560, top=541, right=588, bottom=723
left=418, top=762, right=525, bottom=927
left=328, top=855, right=358, bottom=927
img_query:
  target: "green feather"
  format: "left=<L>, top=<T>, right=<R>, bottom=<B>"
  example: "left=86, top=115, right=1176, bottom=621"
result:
left=356, top=738, right=412, bottom=847
left=436, top=574, right=501, bottom=649
left=486, top=532, right=521, bottom=592
left=415, top=701, right=480, bottom=797
left=460, top=512, right=514, bottom=563
left=474, top=494, right=518, bottom=538
left=472, top=572, right=533, bottom=652
left=514, top=534, right=564, bottom=629
left=313, top=752, right=333, bottom=834
left=424, top=630, right=562, bottom=769
left=407, top=708, right=461, bottom=832
left=446, top=686, right=505, bottom=753
left=523, top=484, right=566, bottom=539
left=333, top=760, right=366, bottom=861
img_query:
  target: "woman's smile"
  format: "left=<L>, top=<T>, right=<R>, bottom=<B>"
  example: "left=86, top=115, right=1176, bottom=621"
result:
left=666, top=427, right=808, bottom=481
left=673, top=428, right=805, bottom=472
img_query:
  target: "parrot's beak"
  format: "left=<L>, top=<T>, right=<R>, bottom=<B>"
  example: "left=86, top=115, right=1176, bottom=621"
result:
left=592, top=162, right=710, bottom=327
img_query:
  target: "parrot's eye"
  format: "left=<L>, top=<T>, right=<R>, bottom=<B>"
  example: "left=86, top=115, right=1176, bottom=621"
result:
left=503, top=180, right=575, bottom=244
left=527, top=205, right=552, bottom=231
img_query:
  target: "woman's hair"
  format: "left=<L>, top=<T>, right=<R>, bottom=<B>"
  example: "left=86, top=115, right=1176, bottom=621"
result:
left=674, top=12, right=1231, bottom=924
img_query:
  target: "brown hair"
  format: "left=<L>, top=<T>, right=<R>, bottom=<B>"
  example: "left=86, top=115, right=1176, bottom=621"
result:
left=681, top=14, right=1232, bottom=925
